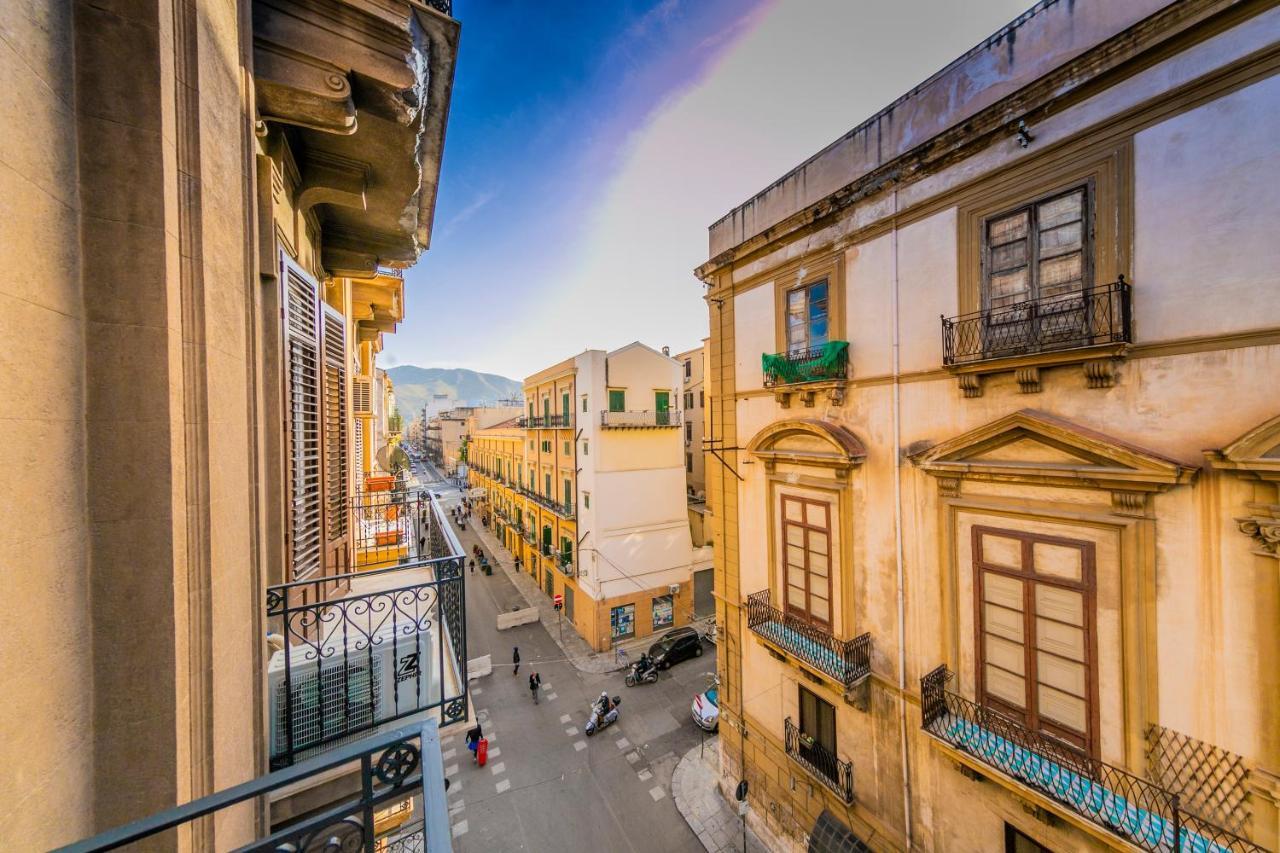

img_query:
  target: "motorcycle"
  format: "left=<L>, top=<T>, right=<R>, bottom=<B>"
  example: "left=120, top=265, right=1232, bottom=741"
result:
left=624, top=656, right=659, bottom=687
left=584, top=696, right=622, bottom=736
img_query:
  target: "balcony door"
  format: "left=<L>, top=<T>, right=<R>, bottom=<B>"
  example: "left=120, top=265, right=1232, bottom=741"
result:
left=781, top=495, right=832, bottom=630
left=785, top=279, right=829, bottom=356
left=655, top=390, right=670, bottom=425
left=981, top=185, right=1091, bottom=356
left=974, top=526, right=1097, bottom=759
left=798, top=686, right=837, bottom=782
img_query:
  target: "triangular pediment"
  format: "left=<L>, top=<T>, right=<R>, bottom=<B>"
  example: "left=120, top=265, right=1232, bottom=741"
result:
left=1208, top=414, right=1280, bottom=479
left=912, top=409, right=1196, bottom=491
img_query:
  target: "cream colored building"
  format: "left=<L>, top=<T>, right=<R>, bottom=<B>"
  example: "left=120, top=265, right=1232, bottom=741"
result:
left=677, top=341, right=709, bottom=496
left=0, top=0, right=460, bottom=847
left=697, top=2, right=1280, bottom=851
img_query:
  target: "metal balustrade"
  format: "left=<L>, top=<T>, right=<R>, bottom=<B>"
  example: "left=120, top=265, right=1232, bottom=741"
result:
left=919, top=666, right=1263, bottom=852
left=520, top=414, right=574, bottom=428
left=762, top=341, right=850, bottom=387
left=266, top=493, right=468, bottom=769
left=746, top=590, right=871, bottom=688
left=941, top=279, right=1132, bottom=366
left=784, top=717, right=854, bottom=804
left=600, top=409, right=683, bottom=428
left=56, top=722, right=450, bottom=853
left=517, top=485, right=576, bottom=520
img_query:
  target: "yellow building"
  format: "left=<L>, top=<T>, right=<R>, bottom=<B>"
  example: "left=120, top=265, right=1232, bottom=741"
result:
left=0, top=0, right=462, bottom=846
left=472, top=345, right=705, bottom=651
left=697, top=2, right=1280, bottom=851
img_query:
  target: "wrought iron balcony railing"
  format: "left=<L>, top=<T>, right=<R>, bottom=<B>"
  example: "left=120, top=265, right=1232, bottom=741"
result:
left=920, top=666, right=1263, bottom=853
left=746, top=590, right=870, bottom=688
left=784, top=717, right=854, bottom=804
left=352, top=488, right=427, bottom=568
left=762, top=341, right=850, bottom=387
left=268, top=493, right=467, bottom=769
left=520, top=414, right=574, bottom=429
left=941, top=279, right=1132, bottom=366
left=558, top=552, right=573, bottom=574
left=518, top=486, right=576, bottom=520
left=56, top=722, right=451, bottom=853
left=600, top=409, right=683, bottom=429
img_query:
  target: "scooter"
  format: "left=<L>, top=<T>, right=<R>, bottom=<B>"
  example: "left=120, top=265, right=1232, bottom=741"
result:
left=584, top=696, right=622, bottom=736
left=624, top=656, right=659, bottom=687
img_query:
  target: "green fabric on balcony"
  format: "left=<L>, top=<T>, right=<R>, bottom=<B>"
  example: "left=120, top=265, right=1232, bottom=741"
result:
left=762, top=340, right=848, bottom=385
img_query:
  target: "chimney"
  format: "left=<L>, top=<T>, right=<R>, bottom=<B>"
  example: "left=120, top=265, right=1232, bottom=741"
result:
left=662, top=346, right=670, bottom=356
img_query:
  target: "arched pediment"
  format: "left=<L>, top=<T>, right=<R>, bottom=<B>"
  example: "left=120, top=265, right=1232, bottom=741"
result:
left=1207, top=414, right=1280, bottom=480
left=746, top=419, right=866, bottom=472
left=911, top=409, right=1196, bottom=493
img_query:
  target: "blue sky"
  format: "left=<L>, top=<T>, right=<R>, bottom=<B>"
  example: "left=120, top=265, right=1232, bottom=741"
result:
left=385, top=0, right=1033, bottom=379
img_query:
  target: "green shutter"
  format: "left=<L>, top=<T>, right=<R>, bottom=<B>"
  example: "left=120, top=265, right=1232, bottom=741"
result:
left=608, top=389, right=625, bottom=412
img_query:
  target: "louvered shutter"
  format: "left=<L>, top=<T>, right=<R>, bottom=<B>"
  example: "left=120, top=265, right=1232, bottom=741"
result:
left=322, top=306, right=348, bottom=543
left=284, top=267, right=322, bottom=580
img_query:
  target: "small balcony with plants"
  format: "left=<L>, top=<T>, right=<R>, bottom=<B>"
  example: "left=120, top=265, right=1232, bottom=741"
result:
left=919, top=666, right=1263, bottom=853
left=761, top=340, right=850, bottom=408
left=745, top=589, right=870, bottom=694
left=784, top=716, right=854, bottom=805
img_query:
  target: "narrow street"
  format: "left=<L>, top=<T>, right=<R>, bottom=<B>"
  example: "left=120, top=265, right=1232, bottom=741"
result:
left=410, top=458, right=717, bottom=852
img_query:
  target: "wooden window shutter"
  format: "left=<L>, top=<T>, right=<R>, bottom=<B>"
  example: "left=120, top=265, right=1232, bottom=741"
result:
left=284, top=266, right=322, bottom=580
left=322, top=306, right=348, bottom=544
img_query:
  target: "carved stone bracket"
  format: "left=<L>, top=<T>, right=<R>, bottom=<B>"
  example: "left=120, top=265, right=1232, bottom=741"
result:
left=298, top=151, right=368, bottom=213
left=843, top=676, right=870, bottom=713
left=800, top=390, right=816, bottom=408
left=774, top=390, right=792, bottom=409
left=1015, top=366, right=1041, bottom=394
left=957, top=374, right=983, bottom=398
left=1236, top=503, right=1280, bottom=557
left=1083, top=358, right=1117, bottom=389
left=254, top=44, right=357, bottom=135
left=938, top=477, right=961, bottom=498
left=1111, top=490, right=1149, bottom=517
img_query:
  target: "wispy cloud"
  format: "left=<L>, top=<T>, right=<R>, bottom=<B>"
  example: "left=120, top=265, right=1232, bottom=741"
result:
left=626, top=0, right=681, bottom=41
left=441, top=188, right=499, bottom=237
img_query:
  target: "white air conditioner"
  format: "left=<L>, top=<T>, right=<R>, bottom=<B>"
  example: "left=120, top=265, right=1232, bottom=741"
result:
left=268, top=624, right=437, bottom=763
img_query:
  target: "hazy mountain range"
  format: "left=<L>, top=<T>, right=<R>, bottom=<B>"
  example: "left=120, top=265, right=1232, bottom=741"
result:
left=387, top=365, right=522, bottom=418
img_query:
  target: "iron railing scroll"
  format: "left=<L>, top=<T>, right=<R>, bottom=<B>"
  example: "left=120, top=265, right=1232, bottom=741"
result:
left=784, top=717, right=854, bottom=804
left=55, top=721, right=452, bottom=853
left=941, top=279, right=1132, bottom=366
left=267, top=492, right=468, bottom=769
left=746, top=589, right=870, bottom=689
left=918, top=666, right=1264, bottom=852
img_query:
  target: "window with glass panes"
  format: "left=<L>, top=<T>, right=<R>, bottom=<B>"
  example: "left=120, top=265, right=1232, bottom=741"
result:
left=786, top=279, right=829, bottom=355
left=983, top=186, right=1091, bottom=348
left=781, top=496, right=832, bottom=629
left=974, top=525, right=1096, bottom=758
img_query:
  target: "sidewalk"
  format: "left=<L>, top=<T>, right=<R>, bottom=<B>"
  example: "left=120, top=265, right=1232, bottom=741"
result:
left=672, top=736, right=768, bottom=853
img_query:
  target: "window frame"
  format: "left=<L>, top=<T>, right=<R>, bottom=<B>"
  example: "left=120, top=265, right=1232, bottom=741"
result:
left=972, top=525, right=1099, bottom=760
left=798, top=686, right=837, bottom=775
left=784, top=277, right=831, bottom=355
left=980, top=182, right=1094, bottom=314
left=610, top=604, right=635, bottom=640
left=780, top=495, right=834, bottom=630
left=608, top=388, right=626, bottom=412
left=652, top=595, right=674, bottom=630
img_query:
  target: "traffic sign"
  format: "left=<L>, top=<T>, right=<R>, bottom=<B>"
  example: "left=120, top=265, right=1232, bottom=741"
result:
left=553, top=593, right=564, bottom=609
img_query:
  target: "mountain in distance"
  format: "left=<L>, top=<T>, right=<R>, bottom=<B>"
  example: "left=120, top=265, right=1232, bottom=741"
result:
left=386, top=365, right=522, bottom=418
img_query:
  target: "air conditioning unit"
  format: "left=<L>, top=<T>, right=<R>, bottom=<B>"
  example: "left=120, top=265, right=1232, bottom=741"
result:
left=267, top=624, right=437, bottom=764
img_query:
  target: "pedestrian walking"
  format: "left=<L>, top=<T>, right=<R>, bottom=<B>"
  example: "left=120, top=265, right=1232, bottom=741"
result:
left=465, top=722, right=483, bottom=762
left=512, top=646, right=520, bottom=677
left=528, top=672, right=541, bottom=704
left=469, top=558, right=475, bottom=574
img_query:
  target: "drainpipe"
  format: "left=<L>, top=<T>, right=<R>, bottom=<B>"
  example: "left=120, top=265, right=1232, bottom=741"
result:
left=891, top=186, right=914, bottom=849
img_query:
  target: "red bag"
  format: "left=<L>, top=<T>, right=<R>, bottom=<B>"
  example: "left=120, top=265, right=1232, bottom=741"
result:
left=477, top=737, right=489, bottom=767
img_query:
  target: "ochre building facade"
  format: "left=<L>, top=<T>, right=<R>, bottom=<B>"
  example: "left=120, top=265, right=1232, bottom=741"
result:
left=697, top=1, right=1280, bottom=851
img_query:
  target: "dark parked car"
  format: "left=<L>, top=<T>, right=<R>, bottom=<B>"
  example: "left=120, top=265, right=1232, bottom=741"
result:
left=648, top=626, right=704, bottom=670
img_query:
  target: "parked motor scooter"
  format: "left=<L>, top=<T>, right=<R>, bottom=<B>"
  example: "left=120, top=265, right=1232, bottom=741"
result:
left=584, top=696, right=622, bottom=736
left=624, top=654, right=659, bottom=687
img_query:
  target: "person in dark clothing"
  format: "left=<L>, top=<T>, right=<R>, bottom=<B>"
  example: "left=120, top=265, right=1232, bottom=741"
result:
left=512, top=646, right=520, bottom=676
left=529, top=672, right=541, bottom=704
left=468, top=558, right=475, bottom=574
left=465, top=723, right=483, bottom=762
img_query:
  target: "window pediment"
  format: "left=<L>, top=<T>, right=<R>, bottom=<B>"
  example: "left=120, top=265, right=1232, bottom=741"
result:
left=1207, top=414, right=1280, bottom=480
left=747, top=419, right=866, bottom=473
left=911, top=409, right=1196, bottom=493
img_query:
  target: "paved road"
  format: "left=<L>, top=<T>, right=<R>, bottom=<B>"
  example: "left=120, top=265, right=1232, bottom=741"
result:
left=407, top=457, right=716, bottom=852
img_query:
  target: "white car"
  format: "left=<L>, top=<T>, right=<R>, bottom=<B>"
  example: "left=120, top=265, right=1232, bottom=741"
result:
left=692, top=687, right=719, bottom=732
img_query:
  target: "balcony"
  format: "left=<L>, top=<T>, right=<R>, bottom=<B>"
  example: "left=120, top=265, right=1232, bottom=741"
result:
left=784, top=717, right=854, bottom=804
left=746, top=590, right=870, bottom=689
left=58, top=722, right=451, bottom=853
left=268, top=493, right=468, bottom=769
left=940, top=279, right=1132, bottom=396
left=519, top=486, right=576, bottom=520
left=558, top=552, right=573, bottom=574
left=600, top=409, right=683, bottom=429
left=520, top=414, right=574, bottom=429
left=920, top=666, right=1262, bottom=853
left=352, top=488, right=428, bottom=569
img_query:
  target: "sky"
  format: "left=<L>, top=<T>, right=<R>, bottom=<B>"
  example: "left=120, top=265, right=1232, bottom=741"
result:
left=382, top=0, right=1035, bottom=379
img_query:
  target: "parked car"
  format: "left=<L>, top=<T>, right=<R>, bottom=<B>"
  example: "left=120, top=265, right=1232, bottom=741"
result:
left=692, top=686, right=719, bottom=732
left=648, top=626, right=704, bottom=670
